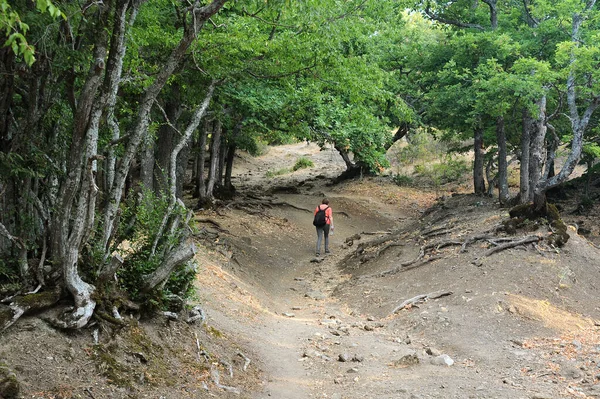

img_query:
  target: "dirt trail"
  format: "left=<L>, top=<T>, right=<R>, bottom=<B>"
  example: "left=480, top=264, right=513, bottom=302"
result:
left=194, top=143, right=600, bottom=399
left=5, top=143, right=600, bottom=398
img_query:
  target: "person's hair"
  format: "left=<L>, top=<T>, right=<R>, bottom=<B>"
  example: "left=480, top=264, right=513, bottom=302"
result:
left=321, top=198, right=329, bottom=205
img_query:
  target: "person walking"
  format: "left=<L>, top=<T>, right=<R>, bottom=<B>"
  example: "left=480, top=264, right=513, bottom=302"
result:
left=313, top=198, right=334, bottom=256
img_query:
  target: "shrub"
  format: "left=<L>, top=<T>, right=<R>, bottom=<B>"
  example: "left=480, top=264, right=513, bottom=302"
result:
left=116, top=189, right=196, bottom=308
left=413, top=158, right=469, bottom=187
left=266, top=168, right=290, bottom=177
left=292, top=157, right=314, bottom=171
left=393, top=174, right=413, bottom=186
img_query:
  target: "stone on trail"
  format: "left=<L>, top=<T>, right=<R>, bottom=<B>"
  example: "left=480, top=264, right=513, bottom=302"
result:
left=305, top=290, right=326, bottom=300
left=430, top=354, right=454, bottom=366
left=393, top=353, right=420, bottom=367
left=282, top=312, right=295, bottom=318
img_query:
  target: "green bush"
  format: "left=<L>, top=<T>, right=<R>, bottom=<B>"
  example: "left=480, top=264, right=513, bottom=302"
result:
left=431, top=158, right=469, bottom=184
left=393, top=174, right=413, bottom=186
left=265, top=168, right=290, bottom=177
left=414, top=158, right=469, bottom=186
left=0, top=259, right=18, bottom=284
left=116, top=189, right=196, bottom=307
left=292, top=157, right=314, bottom=171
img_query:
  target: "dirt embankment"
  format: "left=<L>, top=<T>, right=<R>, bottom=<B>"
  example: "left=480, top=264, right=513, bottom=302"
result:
left=3, top=142, right=600, bottom=399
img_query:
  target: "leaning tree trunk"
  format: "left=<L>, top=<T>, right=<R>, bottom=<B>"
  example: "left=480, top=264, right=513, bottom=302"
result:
left=49, top=0, right=118, bottom=328
left=473, top=125, right=486, bottom=195
left=531, top=7, right=600, bottom=210
left=150, top=81, right=216, bottom=258
left=100, top=0, right=229, bottom=253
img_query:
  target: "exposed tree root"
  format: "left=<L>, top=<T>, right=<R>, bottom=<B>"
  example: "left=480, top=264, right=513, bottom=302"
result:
left=391, top=290, right=453, bottom=314
left=195, top=218, right=230, bottom=233
left=355, top=225, right=542, bottom=278
left=473, top=235, right=542, bottom=266
left=359, top=242, right=404, bottom=263
left=1, top=288, right=62, bottom=330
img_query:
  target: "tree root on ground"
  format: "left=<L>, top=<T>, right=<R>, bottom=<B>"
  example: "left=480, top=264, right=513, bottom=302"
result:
left=391, top=290, right=453, bottom=314
left=1, top=288, right=62, bottom=330
left=472, top=235, right=541, bottom=266
left=355, top=223, right=544, bottom=278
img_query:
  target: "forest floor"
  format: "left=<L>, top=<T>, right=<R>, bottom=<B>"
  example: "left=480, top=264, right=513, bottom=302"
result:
left=3, top=142, right=600, bottom=399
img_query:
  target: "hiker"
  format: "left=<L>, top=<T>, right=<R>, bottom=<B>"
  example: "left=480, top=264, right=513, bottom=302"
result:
left=313, top=198, right=334, bottom=256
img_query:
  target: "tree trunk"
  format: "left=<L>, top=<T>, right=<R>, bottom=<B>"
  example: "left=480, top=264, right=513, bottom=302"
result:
left=334, top=142, right=356, bottom=171
left=194, top=119, right=210, bottom=200
left=532, top=7, right=600, bottom=210
left=205, top=119, right=222, bottom=199
left=528, top=95, right=547, bottom=204
left=495, top=116, right=509, bottom=204
left=155, top=85, right=182, bottom=196
left=482, top=0, right=498, bottom=29
left=224, top=142, right=236, bottom=191
left=473, top=126, right=486, bottom=195
left=151, top=81, right=216, bottom=256
left=140, top=136, right=155, bottom=191
left=100, top=0, right=229, bottom=252
left=142, top=240, right=196, bottom=293
left=217, top=131, right=227, bottom=188
left=519, top=109, right=532, bottom=203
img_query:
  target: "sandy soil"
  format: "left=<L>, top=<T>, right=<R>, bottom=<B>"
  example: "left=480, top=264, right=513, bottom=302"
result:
left=3, top=142, right=600, bottom=399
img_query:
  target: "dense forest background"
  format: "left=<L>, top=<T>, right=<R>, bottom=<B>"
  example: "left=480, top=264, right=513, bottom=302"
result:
left=0, top=0, right=598, bottom=331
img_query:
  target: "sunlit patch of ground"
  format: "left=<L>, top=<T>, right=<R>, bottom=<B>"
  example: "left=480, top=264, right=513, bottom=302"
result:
left=507, top=294, right=595, bottom=332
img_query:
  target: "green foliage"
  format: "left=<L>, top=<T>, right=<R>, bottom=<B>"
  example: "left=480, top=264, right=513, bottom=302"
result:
left=0, top=259, right=18, bottom=284
left=1, top=0, right=65, bottom=65
left=393, top=130, right=445, bottom=165
left=292, top=157, right=314, bottom=171
left=116, top=189, right=196, bottom=305
left=265, top=168, right=290, bottom=178
left=414, top=158, right=469, bottom=187
left=392, top=174, right=413, bottom=186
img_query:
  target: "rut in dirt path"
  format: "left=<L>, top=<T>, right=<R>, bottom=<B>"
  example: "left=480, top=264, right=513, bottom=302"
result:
left=222, top=191, right=408, bottom=399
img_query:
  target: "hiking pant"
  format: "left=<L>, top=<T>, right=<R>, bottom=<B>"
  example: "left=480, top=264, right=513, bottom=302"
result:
left=316, top=224, right=330, bottom=254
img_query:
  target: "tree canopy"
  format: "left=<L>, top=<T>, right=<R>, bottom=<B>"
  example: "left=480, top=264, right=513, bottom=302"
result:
left=1, top=0, right=599, bottom=329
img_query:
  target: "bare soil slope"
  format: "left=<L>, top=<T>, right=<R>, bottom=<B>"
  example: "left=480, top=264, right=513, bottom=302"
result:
left=2, top=142, right=600, bottom=399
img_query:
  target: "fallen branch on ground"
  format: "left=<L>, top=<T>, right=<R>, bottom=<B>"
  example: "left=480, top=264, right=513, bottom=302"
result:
left=237, top=352, right=251, bottom=371
left=391, top=290, right=453, bottom=314
left=211, top=363, right=241, bottom=394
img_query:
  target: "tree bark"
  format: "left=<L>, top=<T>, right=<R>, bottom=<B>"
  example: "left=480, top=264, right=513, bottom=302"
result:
left=151, top=81, right=216, bottom=255
left=532, top=7, right=600, bottom=210
left=519, top=109, right=532, bottom=203
left=142, top=240, right=196, bottom=293
left=495, top=116, right=509, bottom=204
left=100, top=0, right=229, bottom=252
left=205, top=119, right=222, bottom=199
left=473, top=125, right=486, bottom=195
left=529, top=95, right=547, bottom=207
left=194, top=119, right=210, bottom=200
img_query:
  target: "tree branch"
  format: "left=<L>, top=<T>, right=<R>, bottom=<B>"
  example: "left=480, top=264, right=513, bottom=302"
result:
left=424, top=3, right=485, bottom=30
